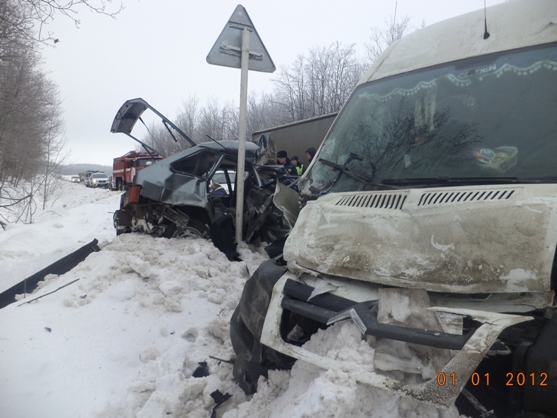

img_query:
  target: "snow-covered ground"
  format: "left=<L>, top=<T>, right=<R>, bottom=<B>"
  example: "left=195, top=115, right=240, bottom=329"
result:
left=0, top=177, right=464, bottom=418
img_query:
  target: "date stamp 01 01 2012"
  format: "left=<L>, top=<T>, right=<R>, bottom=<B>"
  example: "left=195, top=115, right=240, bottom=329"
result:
left=436, top=372, right=549, bottom=387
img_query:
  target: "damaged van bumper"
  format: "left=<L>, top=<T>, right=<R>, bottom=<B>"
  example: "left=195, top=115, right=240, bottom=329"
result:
left=260, top=275, right=534, bottom=409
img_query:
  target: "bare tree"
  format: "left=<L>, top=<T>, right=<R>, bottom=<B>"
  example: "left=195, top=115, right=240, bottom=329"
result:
left=0, top=0, right=68, bottom=222
left=365, top=10, right=412, bottom=64
left=177, top=94, right=200, bottom=143
left=274, top=55, right=307, bottom=121
left=272, top=42, right=365, bottom=123
left=8, top=0, right=124, bottom=44
left=247, top=91, right=283, bottom=134
left=0, top=0, right=35, bottom=56
left=197, top=97, right=238, bottom=142
left=39, top=103, right=68, bottom=210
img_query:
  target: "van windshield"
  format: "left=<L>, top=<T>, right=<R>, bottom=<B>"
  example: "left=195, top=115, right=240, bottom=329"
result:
left=302, top=43, right=557, bottom=195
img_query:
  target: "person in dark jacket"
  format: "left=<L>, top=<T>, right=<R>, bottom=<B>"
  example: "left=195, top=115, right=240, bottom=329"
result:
left=305, top=147, right=316, bottom=172
left=209, top=182, right=227, bottom=196
left=277, top=150, right=296, bottom=176
left=276, top=150, right=297, bottom=188
left=290, top=155, right=304, bottom=176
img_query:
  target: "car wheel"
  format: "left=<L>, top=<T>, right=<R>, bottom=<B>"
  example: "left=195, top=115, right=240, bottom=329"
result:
left=172, top=218, right=210, bottom=239
left=113, top=209, right=132, bottom=235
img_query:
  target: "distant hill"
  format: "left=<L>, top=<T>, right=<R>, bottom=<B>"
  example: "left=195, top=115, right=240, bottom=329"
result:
left=59, top=164, right=112, bottom=176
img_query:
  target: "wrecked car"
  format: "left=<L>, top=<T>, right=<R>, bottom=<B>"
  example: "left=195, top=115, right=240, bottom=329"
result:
left=230, top=1, right=557, bottom=417
left=111, top=98, right=297, bottom=258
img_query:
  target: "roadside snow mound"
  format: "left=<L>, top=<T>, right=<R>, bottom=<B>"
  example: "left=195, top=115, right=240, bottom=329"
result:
left=0, top=177, right=467, bottom=418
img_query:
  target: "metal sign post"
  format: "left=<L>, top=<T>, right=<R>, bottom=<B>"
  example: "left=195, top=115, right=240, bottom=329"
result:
left=207, top=5, right=275, bottom=244
left=235, top=27, right=249, bottom=244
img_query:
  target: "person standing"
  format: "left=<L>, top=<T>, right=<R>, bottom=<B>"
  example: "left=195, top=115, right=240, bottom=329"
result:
left=305, top=147, right=316, bottom=172
left=276, top=150, right=298, bottom=189
left=277, top=150, right=296, bottom=176
left=290, top=156, right=304, bottom=176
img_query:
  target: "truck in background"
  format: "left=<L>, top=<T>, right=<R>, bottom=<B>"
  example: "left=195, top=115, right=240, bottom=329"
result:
left=251, top=113, right=336, bottom=169
left=112, top=151, right=163, bottom=191
left=231, top=1, right=557, bottom=417
left=78, top=170, right=98, bottom=183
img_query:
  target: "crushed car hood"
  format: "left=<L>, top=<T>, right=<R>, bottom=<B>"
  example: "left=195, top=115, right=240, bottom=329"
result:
left=284, top=184, right=557, bottom=294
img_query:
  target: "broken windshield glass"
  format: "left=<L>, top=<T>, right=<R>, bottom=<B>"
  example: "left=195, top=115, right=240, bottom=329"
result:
left=317, top=156, right=398, bottom=194
left=302, top=43, right=557, bottom=196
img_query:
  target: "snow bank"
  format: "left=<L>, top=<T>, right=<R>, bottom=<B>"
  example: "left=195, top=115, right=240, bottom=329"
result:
left=0, top=177, right=466, bottom=417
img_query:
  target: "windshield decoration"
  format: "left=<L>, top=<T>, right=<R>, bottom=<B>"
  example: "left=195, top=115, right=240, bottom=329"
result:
left=473, top=146, right=518, bottom=173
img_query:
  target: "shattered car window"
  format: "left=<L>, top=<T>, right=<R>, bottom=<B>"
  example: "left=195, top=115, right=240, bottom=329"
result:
left=171, top=151, right=218, bottom=177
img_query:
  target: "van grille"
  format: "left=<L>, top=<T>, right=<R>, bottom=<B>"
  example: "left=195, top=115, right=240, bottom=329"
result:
left=335, top=193, right=407, bottom=210
left=417, top=189, right=516, bottom=206
left=334, top=188, right=517, bottom=210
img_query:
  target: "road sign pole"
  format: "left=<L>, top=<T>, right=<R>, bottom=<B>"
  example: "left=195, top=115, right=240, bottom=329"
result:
left=235, top=27, right=249, bottom=244
left=207, top=5, right=275, bottom=243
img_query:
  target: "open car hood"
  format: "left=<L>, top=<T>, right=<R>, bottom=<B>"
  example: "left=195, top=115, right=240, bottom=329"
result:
left=110, top=98, right=196, bottom=152
left=111, top=98, right=276, bottom=165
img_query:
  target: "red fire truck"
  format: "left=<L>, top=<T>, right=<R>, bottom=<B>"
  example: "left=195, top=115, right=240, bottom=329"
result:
left=112, top=151, right=163, bottom=191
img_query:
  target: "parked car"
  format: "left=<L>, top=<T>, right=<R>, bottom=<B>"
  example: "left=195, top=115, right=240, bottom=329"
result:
left=88, top=173, right=109, bottom=188
left=84, top=170, right=99, bottom=187
left=107, top=175, right=116, bottom=191
left=111, top=98, right=298, bottom=259
left=70, top=175, right=80, bottom=183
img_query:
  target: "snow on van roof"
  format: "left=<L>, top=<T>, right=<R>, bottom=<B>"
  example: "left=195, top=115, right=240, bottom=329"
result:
left=361, top=0, right=557, bottom=84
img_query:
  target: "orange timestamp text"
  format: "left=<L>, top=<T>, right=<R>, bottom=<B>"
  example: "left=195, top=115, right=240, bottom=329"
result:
left=436, top=372, right=549, bottom=387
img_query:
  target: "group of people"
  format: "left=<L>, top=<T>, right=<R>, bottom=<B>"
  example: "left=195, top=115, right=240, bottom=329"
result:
left=276, top=147, right=316, bottom=177
left=210, top=147, right=317, bottom=195
left=275, top=147, right=316, bottom=190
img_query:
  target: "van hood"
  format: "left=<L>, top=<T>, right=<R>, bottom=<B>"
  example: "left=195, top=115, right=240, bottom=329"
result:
left=284, top=184, right=557, bottom=294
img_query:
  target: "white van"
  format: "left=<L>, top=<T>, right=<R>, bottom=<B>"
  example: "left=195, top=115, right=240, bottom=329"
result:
left=231, top=1, right=557, bottom=416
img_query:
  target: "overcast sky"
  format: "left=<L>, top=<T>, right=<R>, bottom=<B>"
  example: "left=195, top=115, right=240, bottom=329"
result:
left=39, top=0, right=505, bottom=166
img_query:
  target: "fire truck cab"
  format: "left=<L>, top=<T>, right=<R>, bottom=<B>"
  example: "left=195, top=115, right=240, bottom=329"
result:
left=112, top=151, right=163, bottom=191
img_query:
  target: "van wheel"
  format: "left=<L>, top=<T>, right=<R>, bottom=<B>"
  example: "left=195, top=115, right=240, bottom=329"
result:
left=230, top=260, right=296, bottom=394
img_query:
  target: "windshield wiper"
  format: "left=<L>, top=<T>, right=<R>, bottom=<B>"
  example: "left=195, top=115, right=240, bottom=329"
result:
left=381, top=177, right=554, bottom=186
left=319, top=155, right=396, bottom=191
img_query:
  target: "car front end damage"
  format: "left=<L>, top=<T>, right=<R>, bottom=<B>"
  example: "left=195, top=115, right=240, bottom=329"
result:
left=262, top=275, right=538, bottom=409
left=233, top=186, right=557, bottom=416
left=113, top=185, right=205, bottom=238
left=113, top=139, right=292, bottom=240
left=111, top=98, right=294, bottom=256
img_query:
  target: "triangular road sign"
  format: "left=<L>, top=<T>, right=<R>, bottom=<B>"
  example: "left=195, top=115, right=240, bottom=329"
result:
left=207, top=5, right=275, bottom=73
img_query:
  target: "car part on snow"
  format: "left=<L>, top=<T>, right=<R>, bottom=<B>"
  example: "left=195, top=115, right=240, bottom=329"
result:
left=0, top=239, right=100, bottom=309
left=18, top=278, right=80, bottom=307
left=192, top=362, right=210, bottom=378
left=209, top=390, right=232, bottom=418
